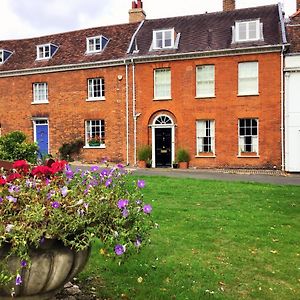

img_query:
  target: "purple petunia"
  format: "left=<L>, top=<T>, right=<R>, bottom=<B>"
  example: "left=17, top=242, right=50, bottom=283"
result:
left=117, top=199, right=129, bottom=209
left=15, top=274, right=22, bottom=286
left=6, top=195, right=17, bottom=203
left=114, top=244, right=125, bottom=256
left=8, top=185, right=20, bottom=194
left=90, top=165, right=99, bottom=172
left=21, top=260, right=27, bottom=267
left=51, top=201, right=60, bottom=209
left=65, top=165, right=74, bottom=179
left=61, top=186, right=68, bottom=197
left=143, top=204, right=152, bottom=214
left=137, top=179, right=145, bottom=189
left=134, top=239, right=142, bottom=248
left=122, top=209, right=129, bottom=218
left=0, top=197, right=3, bottom=203
left=105, top=178, right=112, bottom=187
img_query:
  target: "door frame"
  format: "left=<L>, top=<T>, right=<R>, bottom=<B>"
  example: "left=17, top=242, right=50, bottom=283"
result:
left=32, top=117, right=49, bottom=156
left=151, top=114, right=175, bottom=168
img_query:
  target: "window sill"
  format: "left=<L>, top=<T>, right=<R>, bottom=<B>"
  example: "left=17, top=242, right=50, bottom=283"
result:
left=237, top=93, right=259, bottom=97
left=195, top=95, right=215, bottom=100
left=153, top=97, right=172, bottom=101
left=31, top=101, right=49, bottom=104
left=83, top=145, right=106, bottom=149
left=86, top=97, right=105, bottom=102
left=195, top=154, right=216, bottom=158
left=237, top=154, right=260, bottom=158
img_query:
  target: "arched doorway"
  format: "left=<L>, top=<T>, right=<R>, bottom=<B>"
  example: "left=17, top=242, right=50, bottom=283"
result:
left=151, top=114, right=175, bottom=167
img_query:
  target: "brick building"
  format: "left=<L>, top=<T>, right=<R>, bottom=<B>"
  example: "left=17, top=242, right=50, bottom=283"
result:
left=0, top=1, right=288, bottom=169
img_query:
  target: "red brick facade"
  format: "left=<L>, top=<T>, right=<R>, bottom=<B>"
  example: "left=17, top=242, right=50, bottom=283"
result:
left=0, top=3, right=286, bottom=169
left=135, top=52, right=282, bottom=169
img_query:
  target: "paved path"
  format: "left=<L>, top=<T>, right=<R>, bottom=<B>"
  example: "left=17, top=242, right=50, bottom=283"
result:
left=71, top=162, right=300, bottom=186
left=133, top=168, right=300, bottom=186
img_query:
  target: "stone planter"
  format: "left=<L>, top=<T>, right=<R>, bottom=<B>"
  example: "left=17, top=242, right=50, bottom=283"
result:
left=0, top=239, right=90, bottom=300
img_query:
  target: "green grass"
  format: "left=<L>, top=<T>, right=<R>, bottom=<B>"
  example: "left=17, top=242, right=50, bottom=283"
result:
left=79, top=177, right=300, bottom=300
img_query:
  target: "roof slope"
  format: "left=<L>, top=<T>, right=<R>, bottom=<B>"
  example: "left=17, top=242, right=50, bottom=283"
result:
left=0, top=22, right=139, bottom=72
left=133, top=4, right=282, bottom=57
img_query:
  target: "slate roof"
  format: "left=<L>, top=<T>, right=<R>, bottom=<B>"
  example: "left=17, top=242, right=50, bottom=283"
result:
left=133, top=4, right=283, bottom=57
left=0, top=4, right=284, bottom=73
left=0, top=22, right=139, bottom=72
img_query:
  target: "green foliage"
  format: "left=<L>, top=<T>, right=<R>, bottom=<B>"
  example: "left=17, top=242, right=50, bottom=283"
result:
left=137, top=145, right=152, bottom=162
left=176, top=148, right=190, bottom=162
left=0, top=161, right=154, bottom=290
left=0, top=131, right=38, bottom=163
left=80, top=176, right=300, bottom=300
left=58, top=139, right=84, bottom=161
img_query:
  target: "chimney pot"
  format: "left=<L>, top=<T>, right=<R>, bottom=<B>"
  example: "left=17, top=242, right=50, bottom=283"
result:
left=132, top=1, right=137, bottom=9
left=137, top=0, right=142, bottom=9
left=223, top=0, right=235, bottom=11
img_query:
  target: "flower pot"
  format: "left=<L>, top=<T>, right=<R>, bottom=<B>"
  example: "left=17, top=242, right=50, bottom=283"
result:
left=0, top=239, right=90, bottom=300
left=179, top=162, right=189, bottom=169
left=138, top=160, right=147, bottom=168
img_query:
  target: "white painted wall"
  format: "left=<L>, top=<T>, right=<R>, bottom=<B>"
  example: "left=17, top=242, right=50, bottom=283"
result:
left=285, top=55, right=300, bottom=172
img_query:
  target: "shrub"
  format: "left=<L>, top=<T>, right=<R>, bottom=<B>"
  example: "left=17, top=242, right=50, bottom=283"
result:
left=176, top=148, right=190, bottom=162
left=59, top=139, right=84, bottom=161
left=0, top=131, right=38, bottom=164
left=137, top=145, right=152, bottom=161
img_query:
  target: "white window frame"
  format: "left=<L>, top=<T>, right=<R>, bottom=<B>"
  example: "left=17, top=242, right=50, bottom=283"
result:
left=238, top=61, right=259, bottom=96
left=153, top=29, right=175, bottom=50
left=36, top=43, right=58, bottom=60
left=235, top=19, right=261, bottom=42
left=0, top=50, right=3, bottom=64
left=0, top=49, right=13, bottom=64
left=154, top=68, right=171, bottom=100
left=87, top=78, right=105, bottom=101
left=196, top=65, right=215, bottom=98
left=196, top=120, right=215, bottom=156
left=86, top=36, right=108, bottom=53
left=238, top=118, right=259, bottom=156
left=84, top=120, right=105, bottom=148
left=32, top=82, right=48, bottom=104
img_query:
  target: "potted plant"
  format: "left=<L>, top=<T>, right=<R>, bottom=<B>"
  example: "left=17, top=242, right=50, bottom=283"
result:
left=176, top=148, right=191, bottom=169
left=137, top=145, right=152, bottom=168
left=172, top=160, right=179, bottom=169
left=0, top=160, right=154, bottom=299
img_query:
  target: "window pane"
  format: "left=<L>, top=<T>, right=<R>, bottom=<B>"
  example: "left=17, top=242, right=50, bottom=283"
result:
left=238, top=23, right=247, bottom=40
left=249, top=21, right=258, bottom=39
left=239, top=118, right=258, bottom=153
left=88, top=78, right=104, bottom=98
left=164, top=31, right=172, bottom=47
left=196, top=65, right=215, bottom=97
left=238, top=62, right=258, bottom=95
left=196, top=120, right=215, bottom=153
left=86, top=120, right=105, bottom=146
left=155, top=32, right=163, bottom=48
left=154, top=69, right=171, bottom=98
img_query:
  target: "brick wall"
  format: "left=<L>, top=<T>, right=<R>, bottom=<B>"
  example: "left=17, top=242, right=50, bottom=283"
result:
left=0, top=66, right=129, bottom=163
left=134, top=52, right=282, bottom=169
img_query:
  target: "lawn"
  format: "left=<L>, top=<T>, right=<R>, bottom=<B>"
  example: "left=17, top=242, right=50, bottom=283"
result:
left=79, top=176, right=300, bottom=300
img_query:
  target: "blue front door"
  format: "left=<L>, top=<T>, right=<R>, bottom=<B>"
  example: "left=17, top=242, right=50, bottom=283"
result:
left=36, top=123, right=49, bottom=157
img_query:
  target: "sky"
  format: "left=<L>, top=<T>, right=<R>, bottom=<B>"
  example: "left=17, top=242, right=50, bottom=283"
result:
left=0, top=0, right=296, bottom=40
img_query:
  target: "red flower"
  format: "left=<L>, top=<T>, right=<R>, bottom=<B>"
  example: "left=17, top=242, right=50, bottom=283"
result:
left=0, top=178, right=7, bottom=185
left=50, top=160, right=67, bottom=174
left=31, top=166, right=52, bottom=176
left=13, top=160, right=29, bottom=174
left=7, top=173, right=22, bottom=182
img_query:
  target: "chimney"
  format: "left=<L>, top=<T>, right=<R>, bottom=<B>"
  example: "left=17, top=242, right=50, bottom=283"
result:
left=129, top=0, right=146, bottom=23
left=223, top=0, right=235, bottom=11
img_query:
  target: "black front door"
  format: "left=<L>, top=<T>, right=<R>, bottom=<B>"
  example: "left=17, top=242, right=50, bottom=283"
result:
left=155, top=128, right=171, bottom=167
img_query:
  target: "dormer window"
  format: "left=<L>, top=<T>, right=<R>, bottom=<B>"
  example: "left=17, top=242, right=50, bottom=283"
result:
left=36, top=43, right=58, bottom=60
left=233, top=19, right=263, bottom=43
left=0, top=49, right=13, bottom=64
left=86, top=35, right=109, bottom=53
left=153, top=29, right=175, bottom=49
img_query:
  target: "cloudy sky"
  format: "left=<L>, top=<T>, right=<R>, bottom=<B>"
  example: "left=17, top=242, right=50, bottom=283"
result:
left=0, top=0, right=296, bottom=40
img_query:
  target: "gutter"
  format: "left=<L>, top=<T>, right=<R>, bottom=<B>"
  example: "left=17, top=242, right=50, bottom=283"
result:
left=125, top=60, right=129, bottom=165
left=127, top=20, right=145, bottom=54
